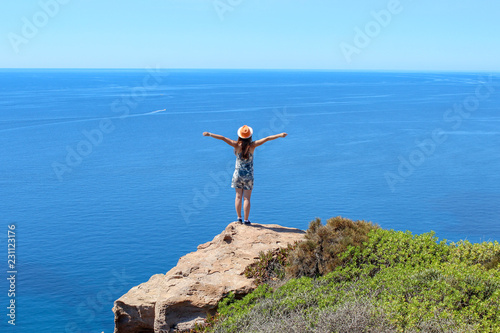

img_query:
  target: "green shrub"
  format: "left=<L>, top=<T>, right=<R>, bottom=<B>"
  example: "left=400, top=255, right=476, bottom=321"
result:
left=341, top=229, right=452, bottom=279
left=244, top=243, right=297, bottom=285
left=213, top=285, right=274, bottom=332
left=287, top=216, right=378, bottom=278
left=449, top=240, right=500, bottom=269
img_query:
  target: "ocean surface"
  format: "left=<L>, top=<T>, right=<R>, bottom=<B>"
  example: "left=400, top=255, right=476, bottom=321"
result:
left=0, top=69, right=499, bottom=332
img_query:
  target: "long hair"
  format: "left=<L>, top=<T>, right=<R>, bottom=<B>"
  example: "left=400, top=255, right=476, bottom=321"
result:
left=235, top=136, right=253, bottom=159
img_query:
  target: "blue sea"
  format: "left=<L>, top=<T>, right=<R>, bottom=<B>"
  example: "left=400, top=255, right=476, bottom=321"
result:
left=0, top=69, right=499, bottom=332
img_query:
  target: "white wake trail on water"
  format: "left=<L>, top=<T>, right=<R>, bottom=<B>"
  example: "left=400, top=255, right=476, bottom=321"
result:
left=0, top=106, right=283, bottom=133
left=0, top=108, right=170, bottom=133
left=440, top=131, right=500, bottom=136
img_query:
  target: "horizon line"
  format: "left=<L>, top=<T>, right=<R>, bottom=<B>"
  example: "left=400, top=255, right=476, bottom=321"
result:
left=1, top=67, right=499, bottom=73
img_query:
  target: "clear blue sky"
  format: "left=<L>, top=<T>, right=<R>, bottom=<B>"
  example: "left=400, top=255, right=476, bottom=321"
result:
left=1, top=0, right=499, bottom=70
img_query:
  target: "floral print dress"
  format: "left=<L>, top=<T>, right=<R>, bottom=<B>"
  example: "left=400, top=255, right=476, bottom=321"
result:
left=231, top=153, right=254, bottom=190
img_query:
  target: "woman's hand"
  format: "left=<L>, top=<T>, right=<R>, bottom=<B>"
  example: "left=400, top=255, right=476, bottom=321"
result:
left=281, top=133, right=287, bottom=138
left=203, top=132, right=210, bottom=137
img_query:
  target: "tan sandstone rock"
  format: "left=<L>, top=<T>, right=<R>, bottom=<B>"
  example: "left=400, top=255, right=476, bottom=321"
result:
left=113, top=222, right=305, bottom=333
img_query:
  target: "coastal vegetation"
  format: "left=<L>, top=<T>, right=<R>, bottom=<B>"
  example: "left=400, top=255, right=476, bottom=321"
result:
left=192, top=217, right=500, bottom=333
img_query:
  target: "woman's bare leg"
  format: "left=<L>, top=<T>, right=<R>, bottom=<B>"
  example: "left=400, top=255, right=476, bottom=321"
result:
left=235, top=188, right=243, bottom=219
left=243, top=189, right=252, bottom=221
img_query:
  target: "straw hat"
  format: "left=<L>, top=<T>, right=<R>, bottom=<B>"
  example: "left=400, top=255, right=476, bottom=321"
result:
left=237, top=125, right=253, bottom=139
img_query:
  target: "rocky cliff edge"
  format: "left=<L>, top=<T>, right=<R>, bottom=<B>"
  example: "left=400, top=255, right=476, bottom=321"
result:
left=113, top=222, right=305, bottom=333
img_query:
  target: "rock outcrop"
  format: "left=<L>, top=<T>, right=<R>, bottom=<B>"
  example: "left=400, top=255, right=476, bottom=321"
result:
left=113, top=222, right=305, bottom=333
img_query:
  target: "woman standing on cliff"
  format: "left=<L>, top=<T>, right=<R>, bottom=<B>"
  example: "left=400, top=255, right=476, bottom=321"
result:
left=203, top=125, right=287, bottom=225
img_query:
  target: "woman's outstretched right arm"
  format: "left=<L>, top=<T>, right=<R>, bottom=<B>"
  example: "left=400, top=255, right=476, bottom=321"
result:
left=203, top=132, right=237, bottom=147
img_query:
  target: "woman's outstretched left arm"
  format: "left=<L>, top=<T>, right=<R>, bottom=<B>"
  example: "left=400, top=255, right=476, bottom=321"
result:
left=253, top=133, right=287, bottom=147
left=203, top=132, right=237, bottom=147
